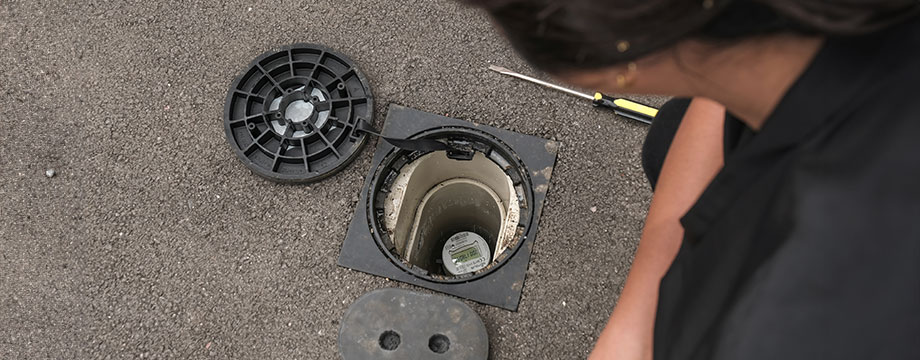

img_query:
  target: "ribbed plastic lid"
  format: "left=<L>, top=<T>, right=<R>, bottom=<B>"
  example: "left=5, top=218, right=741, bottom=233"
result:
left=223, top=43, right=373, bottom=183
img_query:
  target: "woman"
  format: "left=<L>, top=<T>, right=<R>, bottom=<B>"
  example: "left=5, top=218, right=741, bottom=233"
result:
left=460, top=1, right=920, bottom=359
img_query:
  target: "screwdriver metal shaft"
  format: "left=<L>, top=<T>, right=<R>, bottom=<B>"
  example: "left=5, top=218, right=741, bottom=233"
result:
left=488, top=65, right=658, bottom=125
left=488, top=65, right=595, bottom=100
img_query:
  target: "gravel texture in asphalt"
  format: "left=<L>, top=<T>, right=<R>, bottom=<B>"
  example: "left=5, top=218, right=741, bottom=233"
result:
left=0, top=0, right=666, bottom=358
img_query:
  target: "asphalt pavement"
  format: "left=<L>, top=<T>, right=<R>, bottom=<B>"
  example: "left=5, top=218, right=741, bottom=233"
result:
left=0, top=0, right=666, bottom=358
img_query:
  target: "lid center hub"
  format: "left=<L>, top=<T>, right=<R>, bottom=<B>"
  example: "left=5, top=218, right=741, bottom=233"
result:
left=285, top=99, right=314, bottom=123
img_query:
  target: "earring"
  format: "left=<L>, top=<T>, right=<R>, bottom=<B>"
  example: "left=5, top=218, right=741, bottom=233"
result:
left=617, top=62, right=638, bottom=88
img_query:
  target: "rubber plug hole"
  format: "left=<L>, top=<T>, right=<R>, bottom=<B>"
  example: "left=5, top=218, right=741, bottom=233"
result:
left=428, top=334, right=450, bottom=354
left=378, top=330, right=400, bottom=351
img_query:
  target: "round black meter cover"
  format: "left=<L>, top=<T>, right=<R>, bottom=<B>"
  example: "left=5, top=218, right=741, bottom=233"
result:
left=223, top=44, right=373, bottom=183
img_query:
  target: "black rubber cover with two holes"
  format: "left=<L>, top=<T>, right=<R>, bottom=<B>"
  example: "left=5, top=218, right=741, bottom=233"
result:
left=338, top=288, right=488, bottom=360
left=223, top=44, right=373, bottom=183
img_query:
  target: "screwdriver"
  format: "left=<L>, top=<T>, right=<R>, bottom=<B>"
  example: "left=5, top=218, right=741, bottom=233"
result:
left=488, top=65, right=658, bottom=125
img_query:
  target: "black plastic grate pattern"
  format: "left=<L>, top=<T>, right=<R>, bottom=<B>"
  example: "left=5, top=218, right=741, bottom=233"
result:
left=223, top=44, right=373, bottom=183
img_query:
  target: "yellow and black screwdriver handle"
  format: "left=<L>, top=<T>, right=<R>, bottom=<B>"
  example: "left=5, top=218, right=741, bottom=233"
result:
left=592, top=92, right=658, bottom=125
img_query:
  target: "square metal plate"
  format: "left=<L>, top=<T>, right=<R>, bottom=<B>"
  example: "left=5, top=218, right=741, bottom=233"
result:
left=338, top=105, right=557, bottom=311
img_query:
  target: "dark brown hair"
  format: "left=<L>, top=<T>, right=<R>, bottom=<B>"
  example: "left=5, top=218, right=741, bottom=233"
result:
left=462, top=0, right=920, bottom=72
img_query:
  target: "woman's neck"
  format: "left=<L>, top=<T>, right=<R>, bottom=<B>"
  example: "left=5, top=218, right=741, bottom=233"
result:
left=689, top=35, right=825, bottom=130
left=559, top=34, right=824, bottom=130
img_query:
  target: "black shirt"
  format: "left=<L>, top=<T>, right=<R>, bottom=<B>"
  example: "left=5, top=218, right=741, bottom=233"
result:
left=653, top=17, right=920, bottom=360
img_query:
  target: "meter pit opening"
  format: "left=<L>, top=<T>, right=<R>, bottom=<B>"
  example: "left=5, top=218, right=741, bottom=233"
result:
left=369, top=130, right=533, bottom=282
